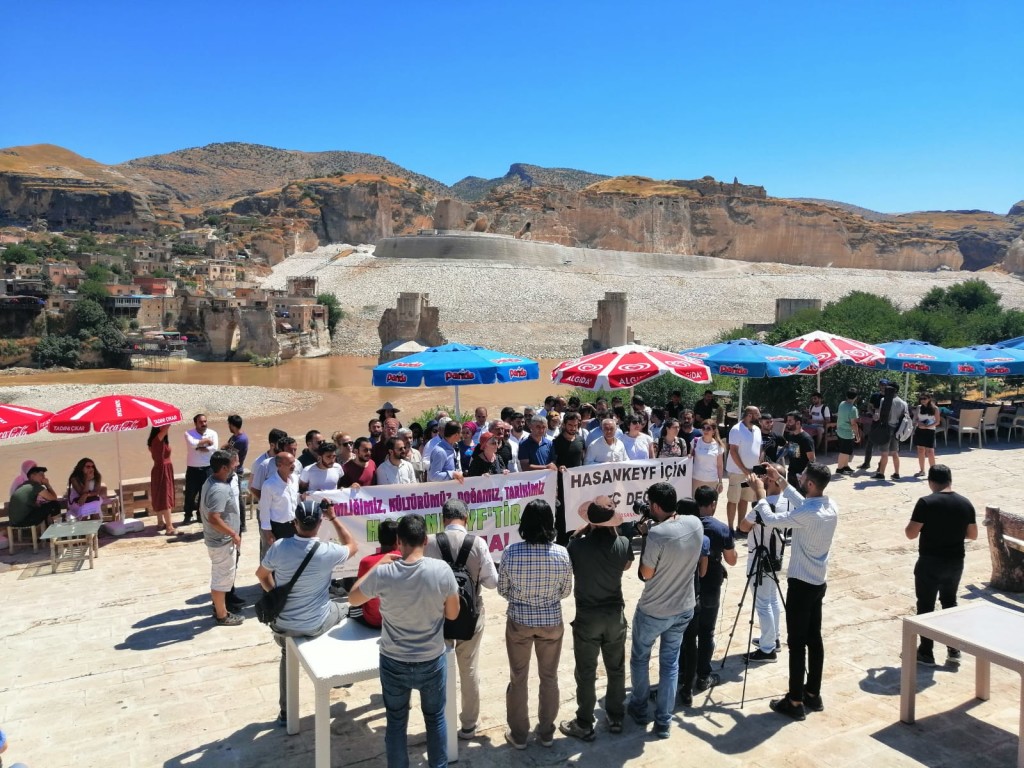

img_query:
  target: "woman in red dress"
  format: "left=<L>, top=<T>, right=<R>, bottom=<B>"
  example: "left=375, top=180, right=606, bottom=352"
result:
left=148, top=425, right=176, bottom=534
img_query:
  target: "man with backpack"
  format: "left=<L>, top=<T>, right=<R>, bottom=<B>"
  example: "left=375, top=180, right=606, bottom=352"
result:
left=424, top=499, right=499, bottom=740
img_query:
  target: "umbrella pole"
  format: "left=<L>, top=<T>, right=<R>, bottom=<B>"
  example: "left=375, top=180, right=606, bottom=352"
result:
left=904, top=372, right=910, bottom=394
left=738, top=378, right=744, bottom=415
left=984, top=376, right=988, bottom=399
left=116, top=431, right=124, bottom=521
left=817, top=370, right=821, bottom=391
left=454, top=385, right=461, bottom=420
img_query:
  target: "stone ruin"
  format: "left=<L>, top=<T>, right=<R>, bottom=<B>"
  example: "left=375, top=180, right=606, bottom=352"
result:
left=583, top=292, right=638, bottom=354
left=378, top=292, right=446, bottom=364
left=985, top=506, right=1024, bottom=591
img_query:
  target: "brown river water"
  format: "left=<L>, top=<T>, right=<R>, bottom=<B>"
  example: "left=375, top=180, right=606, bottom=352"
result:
left=0, top=357, right=568, bottom=485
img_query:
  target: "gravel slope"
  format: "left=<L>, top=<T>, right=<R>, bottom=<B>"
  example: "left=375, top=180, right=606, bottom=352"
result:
left=261, top=243, right=1024, bottom=357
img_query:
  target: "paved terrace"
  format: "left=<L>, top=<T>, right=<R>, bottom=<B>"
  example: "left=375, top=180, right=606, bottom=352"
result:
left=2, top=440, right=1022, bottom=767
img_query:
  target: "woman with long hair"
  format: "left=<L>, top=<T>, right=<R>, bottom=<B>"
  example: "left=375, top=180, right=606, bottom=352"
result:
left=148, top=425, right=176, bottom=534
left=622, top=414, right=656, bottom=460
left=690, top=419, right=725, bottom=494
left=913, top=392, right=938, bottom=477
left=67, top=457, right=107, bottom=520
left=498, top=500, right=573, bottom=750
left=655, top=418, right=687, bottom=458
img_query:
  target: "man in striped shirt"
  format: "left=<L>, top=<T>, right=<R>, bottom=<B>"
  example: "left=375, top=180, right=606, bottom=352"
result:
left=748, top=462, right=838, bottom=722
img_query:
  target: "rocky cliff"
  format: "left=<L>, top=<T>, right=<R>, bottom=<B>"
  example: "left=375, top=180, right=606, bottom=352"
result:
left=0, top=145, right=181, bottom=232
left=450, top=184, right=963, bottom=271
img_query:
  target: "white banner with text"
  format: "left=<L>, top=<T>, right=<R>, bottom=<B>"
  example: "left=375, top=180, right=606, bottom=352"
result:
left=562, top=458, right=693, bottom=530
left=309, top=469, right=557, bottom=575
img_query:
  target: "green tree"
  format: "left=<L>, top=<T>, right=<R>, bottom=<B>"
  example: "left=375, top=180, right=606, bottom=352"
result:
left=172, top=242, right=203, bottom=256
left=317, top=292, right=343, bottom=334
left=69, top=298, right=110, bottom=335
left=79, top=280, right=110, bottom=303
left=32, top=335, right=80, bottom=368
left=2, top=243, right=39, bottom=264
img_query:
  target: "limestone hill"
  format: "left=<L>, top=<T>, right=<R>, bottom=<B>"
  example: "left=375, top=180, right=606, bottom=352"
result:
left=116, top=142, right=451, bottom=204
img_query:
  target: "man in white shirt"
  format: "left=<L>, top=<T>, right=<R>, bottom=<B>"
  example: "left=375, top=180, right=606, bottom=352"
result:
left=585, top=418, right=628, bottom=465
left=259, top=452, right=300, bottom=552
left=738, top=464, right=789, bottom=662
left=299, top=441, right=343, bottom=493
left=249, top=428, right=288, bottom=503
left=748, top=462, right=838, bottom=722
left=397, top=428, right=425, bottom=481
left=725, top=406, right=762, bottom=534
left=376, top=436, right=418, bottom=485
left=184, top=413, right=219, bottom=526
left=507, top=412, right=527, bottom=447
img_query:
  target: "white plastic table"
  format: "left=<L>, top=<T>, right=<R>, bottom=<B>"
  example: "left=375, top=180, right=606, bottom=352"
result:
left=901, top=602, right=1024, bottom=766
left=285, top=618, right=458, bottom=767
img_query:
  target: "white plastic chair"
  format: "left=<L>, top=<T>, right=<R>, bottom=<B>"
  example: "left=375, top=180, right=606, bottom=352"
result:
left=934, top=412, right=949, bottom=445
left=982, top=404, right=1001, bottom=443
left=998, top=406, right=1024, bottom=440
left=949, top=408, right=983, bottom=448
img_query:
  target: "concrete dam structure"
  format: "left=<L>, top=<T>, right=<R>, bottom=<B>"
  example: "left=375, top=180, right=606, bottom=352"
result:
left=373, top=231, right=744, bottom=274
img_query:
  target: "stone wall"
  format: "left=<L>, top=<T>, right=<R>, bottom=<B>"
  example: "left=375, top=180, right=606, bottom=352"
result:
left=378, top=292, right=446, bottom=363
left=584, top=292, right=637, bottom=353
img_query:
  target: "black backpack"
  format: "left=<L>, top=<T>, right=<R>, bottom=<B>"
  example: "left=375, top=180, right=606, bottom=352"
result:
left=436, top=532, right=479, bottom=641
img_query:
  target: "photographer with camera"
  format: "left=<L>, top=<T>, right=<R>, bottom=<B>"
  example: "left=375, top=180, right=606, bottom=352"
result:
left=737, top=464, right=789, bottom=662
left=747, top=462, right=837, bottom=721
left=627, top=482, right=704, bottom=738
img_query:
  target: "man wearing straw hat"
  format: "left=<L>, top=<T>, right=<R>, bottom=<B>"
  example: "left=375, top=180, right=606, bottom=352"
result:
left=559, top=497, right=633, bottom=741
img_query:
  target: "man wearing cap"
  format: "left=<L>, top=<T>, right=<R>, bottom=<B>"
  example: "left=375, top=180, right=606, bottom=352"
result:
left=559, top=497, right=633, bottom=741
left=8, top=466, right=60, bottom=528
left=200, top=450, right=243, bottom=626
left=425, top=499, right=499, bottom=740
left=184, top=413, right=219, bottom=526
left=257, top=498, right=359, bottom=727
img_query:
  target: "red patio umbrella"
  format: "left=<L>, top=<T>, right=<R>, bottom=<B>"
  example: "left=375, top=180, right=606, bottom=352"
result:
left=0, top=404, right=54, bottom=440
left=48, top=395, right=183, bottom=514
left=777, top=331, right=886, bottom=388
left=552, top=344, right=712, bottom=390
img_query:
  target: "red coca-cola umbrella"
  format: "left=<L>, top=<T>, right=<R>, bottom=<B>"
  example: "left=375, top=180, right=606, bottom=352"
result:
left=48, top=395, right=183, bottom=514
left=0, top=404, right=54, bottom=440
left=48, top=395, right=182, bottom=434
left=552, top=344, right=712, bottom=390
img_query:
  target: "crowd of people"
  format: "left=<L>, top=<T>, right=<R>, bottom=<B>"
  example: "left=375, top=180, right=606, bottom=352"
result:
left=5, top=385, right=978, bottom=767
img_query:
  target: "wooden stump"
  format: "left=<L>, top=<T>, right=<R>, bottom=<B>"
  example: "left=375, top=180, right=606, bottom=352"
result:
left=986, top=506, right=1024, bottom=591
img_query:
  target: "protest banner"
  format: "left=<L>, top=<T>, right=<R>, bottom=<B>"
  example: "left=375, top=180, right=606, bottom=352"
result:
left=309, top=469, right=557, bottom=575
left=562, top=457, right=692, bottom=530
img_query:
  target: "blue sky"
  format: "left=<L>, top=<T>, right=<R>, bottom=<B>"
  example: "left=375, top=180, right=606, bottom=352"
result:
left=3, top=1, right=1021, bottom=213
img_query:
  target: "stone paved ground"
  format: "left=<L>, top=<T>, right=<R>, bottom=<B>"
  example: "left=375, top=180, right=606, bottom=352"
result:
left=2, top=437, right=1023, bottom=767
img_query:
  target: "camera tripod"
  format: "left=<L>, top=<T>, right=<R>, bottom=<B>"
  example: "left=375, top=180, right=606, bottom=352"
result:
left=720, top=521, right=787, bottom=707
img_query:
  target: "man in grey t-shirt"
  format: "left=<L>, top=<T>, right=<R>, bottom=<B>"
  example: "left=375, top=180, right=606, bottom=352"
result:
left=257, top=498, right=358, bottom=727
left=627, top=482, right=703, bottom=738
left=350, top=514, right=459, bottom=768
left=200, top=450, right=243, bottom=626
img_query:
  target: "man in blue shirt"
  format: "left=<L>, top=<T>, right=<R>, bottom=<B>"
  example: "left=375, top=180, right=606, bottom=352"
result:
left=428, top=421, right=464, bottom=482
left=519, top=416, right=555, bottom=471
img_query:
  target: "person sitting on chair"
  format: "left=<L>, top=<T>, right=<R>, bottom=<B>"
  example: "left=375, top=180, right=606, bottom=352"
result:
left=67, top=458, right=108, bottom=520
left=9, top=466, right=61, bottom=528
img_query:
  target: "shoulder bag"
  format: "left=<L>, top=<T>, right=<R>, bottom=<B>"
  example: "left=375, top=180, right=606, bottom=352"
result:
left=256, top=541, right=320, bottom=625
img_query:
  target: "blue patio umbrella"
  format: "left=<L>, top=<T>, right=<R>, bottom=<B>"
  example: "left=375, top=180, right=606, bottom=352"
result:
left=952, top=344, right=1024, bottom=397
left=372, top=342, right=540, bottom=414
left=862, top=339, right=986, bottom=377
left=678, top=338, right=820, bottom=411
left=997, top=335, right=1024, bottom=350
